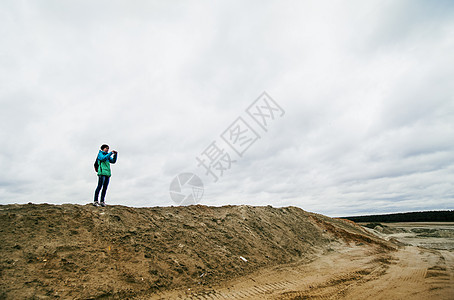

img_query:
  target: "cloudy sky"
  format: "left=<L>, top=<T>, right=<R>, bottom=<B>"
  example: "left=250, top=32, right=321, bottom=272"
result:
left=1, top=0, right=453, bottom=216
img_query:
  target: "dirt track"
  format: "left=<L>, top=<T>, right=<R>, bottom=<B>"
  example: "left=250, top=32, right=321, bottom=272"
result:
left=154, top=245, right=454, bottom=299
left=0, top=204, right=453, bottom=299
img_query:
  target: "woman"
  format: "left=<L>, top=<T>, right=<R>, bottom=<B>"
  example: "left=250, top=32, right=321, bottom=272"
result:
left=94, top=144, right=118, bottom=207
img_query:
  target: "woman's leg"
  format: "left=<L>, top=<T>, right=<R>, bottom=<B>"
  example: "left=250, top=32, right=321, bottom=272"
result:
left=100, top=176, right=110, bottom=203
left=94, top=176, right=104, bottom=203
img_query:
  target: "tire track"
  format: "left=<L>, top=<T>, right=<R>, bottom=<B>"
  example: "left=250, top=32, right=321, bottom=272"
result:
left=181, top=279, right=302, bottom=299
left=147, top=246, right=398, bottom=300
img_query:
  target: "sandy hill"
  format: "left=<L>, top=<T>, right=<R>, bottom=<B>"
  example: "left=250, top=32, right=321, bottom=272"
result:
left=0, top=204, right=391, bottom=299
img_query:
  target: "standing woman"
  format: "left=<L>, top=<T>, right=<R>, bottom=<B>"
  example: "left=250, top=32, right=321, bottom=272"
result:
left=94, top=144, right=118, bottom=207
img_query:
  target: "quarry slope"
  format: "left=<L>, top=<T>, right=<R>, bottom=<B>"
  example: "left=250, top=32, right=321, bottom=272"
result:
left=0, top=203, right=391, bottom=299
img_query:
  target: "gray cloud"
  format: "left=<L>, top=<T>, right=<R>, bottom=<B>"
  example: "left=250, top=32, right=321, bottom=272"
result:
left=1, top=0, right=453, bottom=216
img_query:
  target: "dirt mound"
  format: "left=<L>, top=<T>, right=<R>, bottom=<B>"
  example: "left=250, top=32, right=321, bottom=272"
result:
left=0, top=204, right=391, bottom=299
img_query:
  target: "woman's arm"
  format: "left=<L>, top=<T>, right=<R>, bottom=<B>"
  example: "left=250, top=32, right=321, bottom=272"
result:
left=109, top=153, right=118, bottom=164
left=98, top=151, right=113, bottom=161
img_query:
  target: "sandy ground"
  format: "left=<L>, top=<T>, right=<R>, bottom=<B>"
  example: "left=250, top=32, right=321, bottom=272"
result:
left=1, top=205, right=452, bottom=299
left=0, top=204, right=387, bottom=299
left=151, top=244, right=453, bottom=300
left=151, top=222, right=454, bottom=300
left=362, top=222, right=454, bottom=250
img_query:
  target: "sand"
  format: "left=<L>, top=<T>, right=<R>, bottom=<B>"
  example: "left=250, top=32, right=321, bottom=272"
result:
left=0, top=204, right=452, bottom=299
left=155, top=244, right=453, bottom=299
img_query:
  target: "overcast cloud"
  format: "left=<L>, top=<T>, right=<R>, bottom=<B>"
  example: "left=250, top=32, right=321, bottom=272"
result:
left=1, top=0, right=453, bottom=216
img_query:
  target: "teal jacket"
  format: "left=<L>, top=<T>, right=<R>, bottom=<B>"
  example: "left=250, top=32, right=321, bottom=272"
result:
left=97, top=150, right=117, bottom=177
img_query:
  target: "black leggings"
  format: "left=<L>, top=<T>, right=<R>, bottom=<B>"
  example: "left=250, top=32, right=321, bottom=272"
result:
left=94, top=175, right=110, bottom=203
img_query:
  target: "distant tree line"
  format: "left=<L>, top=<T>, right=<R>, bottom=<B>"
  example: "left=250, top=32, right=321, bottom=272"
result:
left=343, top=210, right=454, bottom=223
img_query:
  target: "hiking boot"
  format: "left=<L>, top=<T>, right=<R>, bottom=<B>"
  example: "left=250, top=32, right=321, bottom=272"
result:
left=93, top=201, right=99, bottom=207
left=100, top=202, right=106, bottom=207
